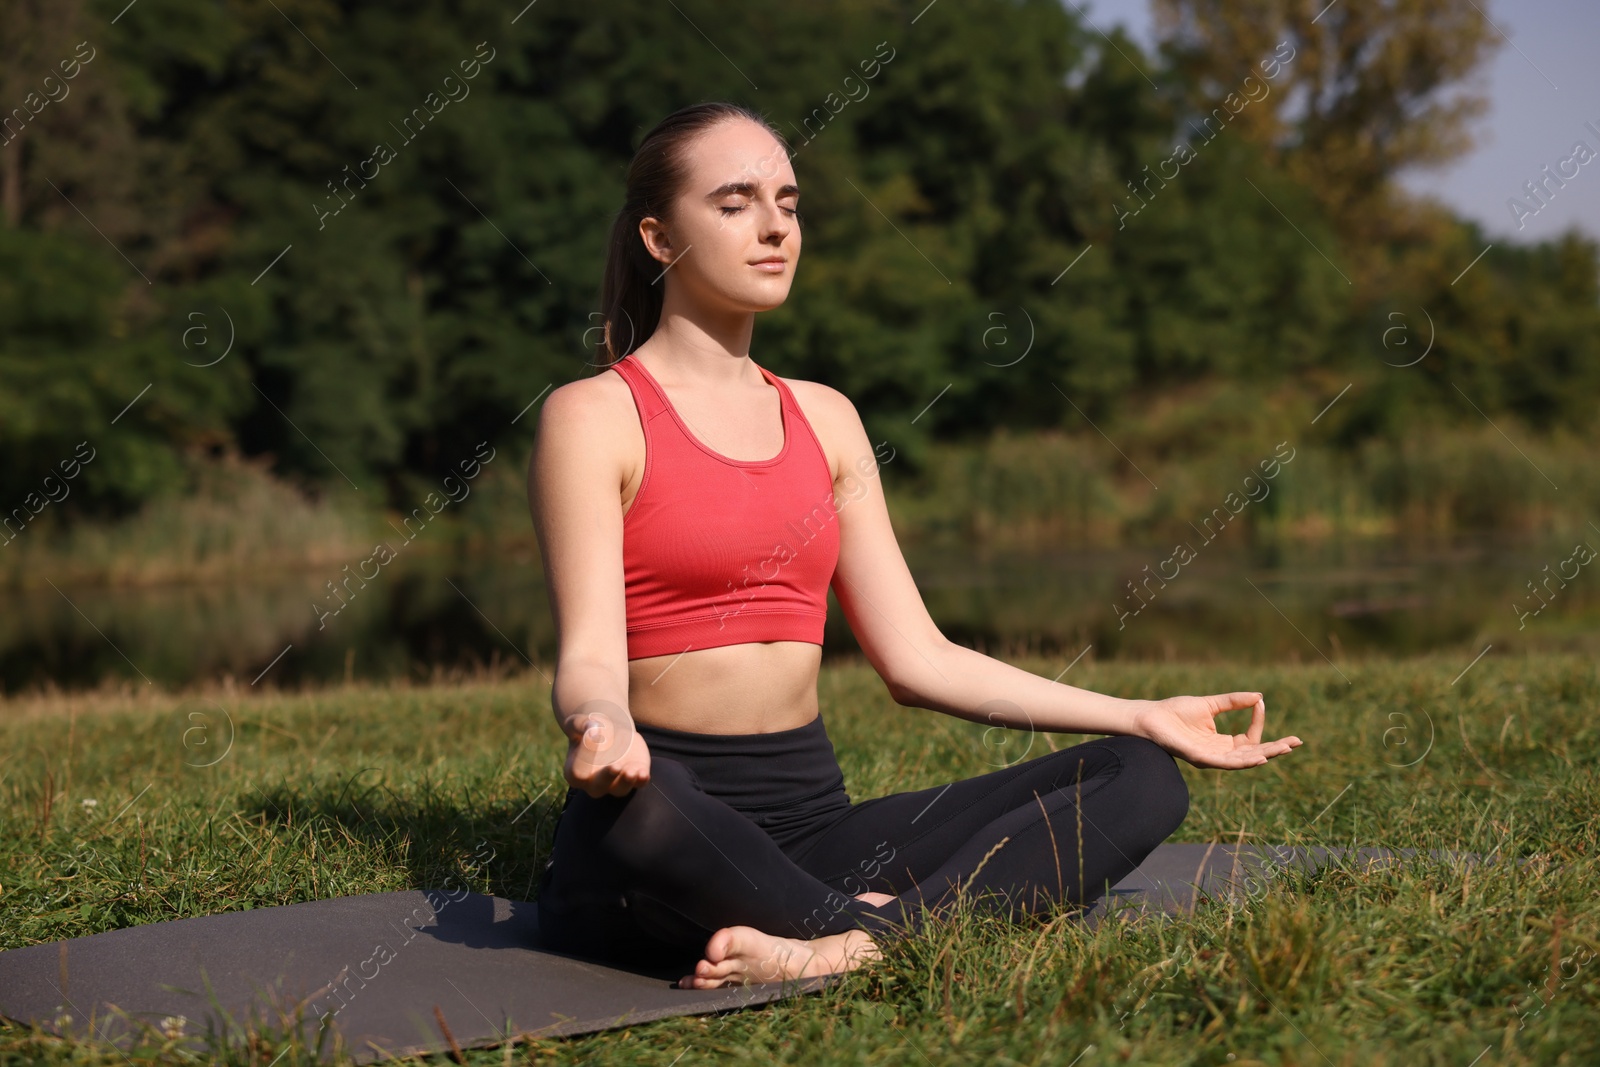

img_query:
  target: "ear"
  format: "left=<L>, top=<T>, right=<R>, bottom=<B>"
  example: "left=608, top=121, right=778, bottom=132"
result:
left=638, top=215, right=674, bottom=265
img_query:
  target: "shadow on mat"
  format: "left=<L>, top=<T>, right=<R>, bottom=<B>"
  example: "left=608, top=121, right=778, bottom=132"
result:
left=239, top=781, right=704, bottom=979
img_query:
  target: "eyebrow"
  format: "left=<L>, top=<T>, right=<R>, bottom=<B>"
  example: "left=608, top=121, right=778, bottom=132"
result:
left=704, top=181, right=800, bottom=200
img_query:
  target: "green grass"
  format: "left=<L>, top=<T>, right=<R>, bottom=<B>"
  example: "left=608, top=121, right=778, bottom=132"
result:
left=2, top=653, right=1597, bottom=1065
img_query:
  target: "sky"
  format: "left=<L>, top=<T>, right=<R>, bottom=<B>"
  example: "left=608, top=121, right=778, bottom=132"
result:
left=1072, top=0, right=1600, bottom=244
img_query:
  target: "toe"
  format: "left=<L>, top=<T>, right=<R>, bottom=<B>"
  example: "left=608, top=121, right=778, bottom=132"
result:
left=703, top=959, right=745, bottom=981
left=703, top=927, right=737, bottom=964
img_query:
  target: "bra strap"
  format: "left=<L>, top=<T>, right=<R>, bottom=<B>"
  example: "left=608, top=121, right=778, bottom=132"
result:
left=761, top=365, right=804, bottom=418
left=608, top=354, right=669, bottom=419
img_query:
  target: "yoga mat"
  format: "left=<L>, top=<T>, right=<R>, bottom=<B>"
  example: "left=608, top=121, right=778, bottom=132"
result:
left=1077, top=843, right=1472, bottom=926
left=0, top=843, right=1464, bottom=1062
left=0, top=889, right=799, bottom=1063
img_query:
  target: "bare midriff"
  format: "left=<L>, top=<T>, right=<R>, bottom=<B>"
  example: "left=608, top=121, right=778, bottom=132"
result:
left=626, top=641, right=823, bottom=734
left=612, top=357, right=835, bottom=735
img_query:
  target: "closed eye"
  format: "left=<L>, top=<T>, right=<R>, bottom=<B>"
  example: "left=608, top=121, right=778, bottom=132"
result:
left=719, top=205, right=800, bottom=218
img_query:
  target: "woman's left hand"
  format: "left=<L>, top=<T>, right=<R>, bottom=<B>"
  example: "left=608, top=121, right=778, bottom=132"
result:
left=1132, top=692, right=1302, bottom=769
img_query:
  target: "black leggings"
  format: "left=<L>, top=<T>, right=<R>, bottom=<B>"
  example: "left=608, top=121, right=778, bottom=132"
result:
left=535, top=714, right=1189, bottom=967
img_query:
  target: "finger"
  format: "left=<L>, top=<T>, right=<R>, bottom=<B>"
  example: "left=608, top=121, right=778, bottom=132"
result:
left=1178, top=746, right=1260, bottom=770
left=1247, top=696, right=1265, bottom=745
left=1204, top=691, right=1252, bottom=719
left=1205, top=739, right=1301, bottom=769
left=587, top=762, right=615, bottom=790
left=1248, top=740, right=1299, bottom=760
left=1202, top=751, right=1270, bottom=770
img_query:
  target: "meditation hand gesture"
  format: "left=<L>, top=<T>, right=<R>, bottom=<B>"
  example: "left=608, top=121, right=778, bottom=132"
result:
left=565, top=702, right=653, bottom=797
left=1132, top=692, right=1302, bottom=769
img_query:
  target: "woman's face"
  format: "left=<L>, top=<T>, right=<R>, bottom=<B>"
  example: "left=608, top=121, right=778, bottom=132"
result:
left=640, top=118, right=801, bottom=314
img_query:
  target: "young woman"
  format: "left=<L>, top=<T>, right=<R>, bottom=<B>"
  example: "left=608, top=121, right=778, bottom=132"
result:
left=528, top=102, right=1302, bottom=990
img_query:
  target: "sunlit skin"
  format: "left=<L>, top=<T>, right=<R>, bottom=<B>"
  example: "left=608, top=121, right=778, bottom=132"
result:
left=527, top=116, right=1304, bottom=991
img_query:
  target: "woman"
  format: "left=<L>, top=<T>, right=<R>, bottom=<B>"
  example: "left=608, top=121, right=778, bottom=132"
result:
left=527, top=102, right=1302, bottom=990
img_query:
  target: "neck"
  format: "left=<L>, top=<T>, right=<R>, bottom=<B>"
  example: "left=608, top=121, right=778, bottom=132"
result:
left=641, top=306, right=760, bottom=385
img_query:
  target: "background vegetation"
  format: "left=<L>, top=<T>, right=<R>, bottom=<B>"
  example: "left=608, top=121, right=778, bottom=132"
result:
left=2, top=0, right=1596, bottom=583
left=5, top=5, right=1594, bottom=1060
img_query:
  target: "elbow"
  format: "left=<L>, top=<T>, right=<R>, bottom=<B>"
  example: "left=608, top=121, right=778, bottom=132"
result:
left=883, top=637, right=951, bottom=708
left=885, top=676, right=919, bottom=707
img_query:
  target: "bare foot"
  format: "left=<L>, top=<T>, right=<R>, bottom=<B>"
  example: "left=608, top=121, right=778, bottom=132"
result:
left=677, top=926, right=881, bottom=989
left=853, top=891, right=896, bottom=907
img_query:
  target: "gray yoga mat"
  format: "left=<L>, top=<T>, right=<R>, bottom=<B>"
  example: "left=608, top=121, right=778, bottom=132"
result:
left=0, top=843, right=1462, bottom=1063
left=1078, top=842, right=1470, bottom=926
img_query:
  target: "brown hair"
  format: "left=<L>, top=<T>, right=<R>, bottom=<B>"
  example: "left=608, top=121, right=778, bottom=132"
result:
left=594, top=102, right=792, bottom=368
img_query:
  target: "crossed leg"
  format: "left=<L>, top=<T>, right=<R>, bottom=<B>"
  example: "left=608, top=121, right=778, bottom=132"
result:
left=536, top=756, right=907, bottom=976
left=790, top=734, right=1191, bottom=922
left=536, top=735, right=1188, bottom=985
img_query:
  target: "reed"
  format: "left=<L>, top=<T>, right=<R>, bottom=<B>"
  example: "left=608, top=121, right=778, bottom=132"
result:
left=10, top=419, right=1599, bottom=588
left=2, top=455, right=384, bottom=589
left=892, top=422, right=1599, bottom=550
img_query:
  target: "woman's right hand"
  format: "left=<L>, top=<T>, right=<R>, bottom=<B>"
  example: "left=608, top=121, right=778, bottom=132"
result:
left=564, top=703, right=651, bottom=797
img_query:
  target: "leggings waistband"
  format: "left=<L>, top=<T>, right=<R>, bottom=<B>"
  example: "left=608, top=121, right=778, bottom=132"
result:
left=634, top=714, right=829, bottom=756
left=632, top=714, right=848, bottom=814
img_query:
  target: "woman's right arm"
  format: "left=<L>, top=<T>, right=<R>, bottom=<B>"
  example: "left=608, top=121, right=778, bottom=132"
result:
left=527, top=380, right=651, bottom=797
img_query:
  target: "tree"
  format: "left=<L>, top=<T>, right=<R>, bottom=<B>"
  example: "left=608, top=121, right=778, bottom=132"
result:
left=0, top=0, right=143, bottom=241
left=1151, top=0, right=1502, bottom=238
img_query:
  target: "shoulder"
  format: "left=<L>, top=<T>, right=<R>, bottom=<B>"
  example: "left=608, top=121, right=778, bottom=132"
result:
left=769, top=373, right=872, bottom=479
left=540, top=363, right=637, bottom=436
left=774, top=373, right=862, bottom=432
left=530, top=363, right=643, bottom=478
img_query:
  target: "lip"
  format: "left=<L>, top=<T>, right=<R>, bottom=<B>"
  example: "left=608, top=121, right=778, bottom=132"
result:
left=749, top=259, right=787, bottom=271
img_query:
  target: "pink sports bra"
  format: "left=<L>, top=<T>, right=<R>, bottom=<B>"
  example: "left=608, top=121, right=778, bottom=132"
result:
left=607, top=353, right=840, bottom=660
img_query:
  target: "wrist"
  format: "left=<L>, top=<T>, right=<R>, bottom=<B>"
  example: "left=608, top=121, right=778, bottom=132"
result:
left=558, top=697, right=631, bottom=740
left=1124, top=697, right=1162, bottom=740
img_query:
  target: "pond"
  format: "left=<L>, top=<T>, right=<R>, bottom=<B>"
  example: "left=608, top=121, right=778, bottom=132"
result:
left=4, top=533, right=1595, bottom=695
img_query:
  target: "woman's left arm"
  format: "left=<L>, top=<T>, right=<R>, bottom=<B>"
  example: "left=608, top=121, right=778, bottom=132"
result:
left=896, top=642, right=1302, bottom=769
left=816, top=388, right=1301, bottom=770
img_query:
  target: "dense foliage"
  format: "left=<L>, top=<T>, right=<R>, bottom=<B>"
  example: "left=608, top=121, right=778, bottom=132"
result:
left=2, top=0, right=1596, bottom=521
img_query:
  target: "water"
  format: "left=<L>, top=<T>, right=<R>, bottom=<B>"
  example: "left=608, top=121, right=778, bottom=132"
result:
left=5, top=535, right=1596, bottom=695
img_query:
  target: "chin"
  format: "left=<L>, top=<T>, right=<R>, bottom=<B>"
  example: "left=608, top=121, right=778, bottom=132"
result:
left=729, top=284, right=794, bottom=313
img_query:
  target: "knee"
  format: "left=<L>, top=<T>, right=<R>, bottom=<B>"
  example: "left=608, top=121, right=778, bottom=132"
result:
left=1102, top=735, right=1189, bottom=841
left=598, top=757, right=703, bottom=873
